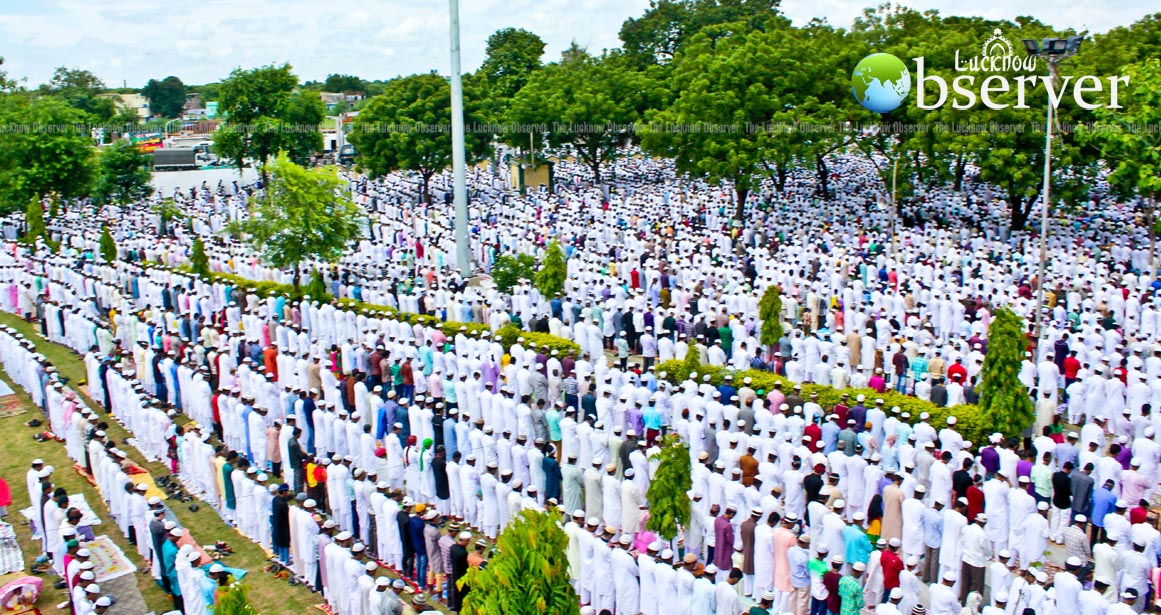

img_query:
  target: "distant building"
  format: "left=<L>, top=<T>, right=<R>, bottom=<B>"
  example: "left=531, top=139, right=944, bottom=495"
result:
left=101, top=93, right=151, bottom=119
left=205, top=101, right=219, bottom=119
left=184, top=93, right=203, bottom=113
left=320, top=91, right=365, bottom=112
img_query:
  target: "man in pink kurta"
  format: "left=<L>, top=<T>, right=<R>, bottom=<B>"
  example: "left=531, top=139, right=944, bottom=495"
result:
left=772, top=518, right=797, bottom=599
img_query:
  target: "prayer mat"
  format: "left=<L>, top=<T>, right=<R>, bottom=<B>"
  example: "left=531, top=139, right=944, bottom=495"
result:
left=0, top=395, right=24, bottom=418
left=84, top=535, right=135, bottom=583
left=123, top=470, right=167, bottom=502
left=313, top=604, right=337, bottom=615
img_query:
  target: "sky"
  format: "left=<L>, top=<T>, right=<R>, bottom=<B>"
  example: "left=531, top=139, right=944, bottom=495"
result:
left=0, top=0, right=1155, bottom=88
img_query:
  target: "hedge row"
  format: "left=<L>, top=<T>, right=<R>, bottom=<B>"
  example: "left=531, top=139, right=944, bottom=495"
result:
left=494, top=324, right=581, bottom=355
left=654, top=360, right=990, bottom=446
left=167, top=266, right=334, bottom=304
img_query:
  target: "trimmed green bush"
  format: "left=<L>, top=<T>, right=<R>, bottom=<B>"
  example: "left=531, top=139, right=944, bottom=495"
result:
left=654, top=360, right=988, bottom=446
left=495, top=324, right=581, bottom=355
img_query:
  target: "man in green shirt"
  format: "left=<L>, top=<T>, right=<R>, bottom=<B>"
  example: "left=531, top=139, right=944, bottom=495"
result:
left=839, top=561, right=866, bottom=615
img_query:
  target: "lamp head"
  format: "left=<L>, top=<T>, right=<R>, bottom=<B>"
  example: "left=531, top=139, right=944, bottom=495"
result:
left=1022, top=39, right=1040, bottom=55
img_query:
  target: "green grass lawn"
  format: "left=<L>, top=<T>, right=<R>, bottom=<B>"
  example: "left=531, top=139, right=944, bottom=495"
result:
left=0, top=312, right=322, bottom=614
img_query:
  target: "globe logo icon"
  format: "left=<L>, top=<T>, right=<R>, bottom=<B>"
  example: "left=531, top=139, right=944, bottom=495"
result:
left=851, top=53, right=912, bottom=113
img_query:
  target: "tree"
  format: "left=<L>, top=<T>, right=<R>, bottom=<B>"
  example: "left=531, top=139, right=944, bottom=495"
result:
left=619, top=0, right=783, bottom=67
left=93, top=140, right=154, bottom=205
left=479, top=28, right=547, bottom=98
left=39, top=66, right=116, bottom=120
left=976, top=307, right=1034, bottom=438
left=99, top=225, right=117, bottom=261
left=758, top=284, right=783, bottom=355
left=0, top=95, right=96, bottom=214
left=239, top=153, right=364, bottom=287
left=190, top=236, right=210, bottom=277
left=459, top=508, right=579, bottom=615
left=305, top=269, right=330, bottom=302
left=491, top=253, right=537, bottom=293
left=1083, top=58, right=1161, bottom=270
left=683, top=337, right=702, bottom=373
left=0, top=57, right=16, bottom=92
left=534, top=241, right=567, bottom=298
left=322, top=74, right=366, bottom=93
left=212, top=64, right=312, bottom=175
left=506, top=52, right=660, bottom=184
left=350, top=73, right=491, bottom=203
left=645, top=434, right=692, bottom=541
left=22, top=199, right=46, bottom=245
left=141, top=76, right=187, bottom=118
left=280, top=90, right=326, bottom=165
left=153, top=201, right=182, bottom=236
left=642, top=19, right=860, bottom=218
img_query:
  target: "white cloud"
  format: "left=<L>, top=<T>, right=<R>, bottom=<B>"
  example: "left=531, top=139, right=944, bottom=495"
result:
left=0, top=0, right=1153, bottom=88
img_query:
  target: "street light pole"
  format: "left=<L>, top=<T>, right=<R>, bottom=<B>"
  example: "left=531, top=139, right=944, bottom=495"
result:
left=449, top=0, right=471, bottom=276
left=1023, top=35, right=1081, bottom=355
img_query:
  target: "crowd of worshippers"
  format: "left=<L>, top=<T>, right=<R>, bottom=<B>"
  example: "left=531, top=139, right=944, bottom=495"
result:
left=0, top=147, right=1159, bottom=615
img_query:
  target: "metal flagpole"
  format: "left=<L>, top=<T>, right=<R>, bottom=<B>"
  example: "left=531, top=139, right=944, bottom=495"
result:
left=449, top=0, right=470, bottom=276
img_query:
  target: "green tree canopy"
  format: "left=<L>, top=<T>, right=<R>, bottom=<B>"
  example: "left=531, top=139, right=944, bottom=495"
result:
left=646, top=434, right=693, bottom=541
left=534, top=241, right=567, bottom=298
left=239, top=153, right=364, bottom=287
left=642, top=17, right=859, bottom=218
left=99, top=225, right=117, bottom=261
left=93, top=140, right=154, bottom=205
left=976, top=307, right=1034, bottom=437
left=212, top=64, right=323, bottom=173
left=619, top=0, right=783, bottom=67
left=22, top=199, right=46, bottom=245
left=322, top=74, right=367, bottom=93
left=190, top=236, right=211, bottom=278
left=506, top=52, right=661, bottom=184
left=491, top=252, right=537, bottom=293
left=39, top=66, right=116, bottom=120
left=349, top=73, right=491, bottom=203
left=459, top=508, right=579, bottom=615
left=141, top=76, right=187, bottom=118
left=479, top=27, right=547, bottom=99
left=0, top=94, right=96, bottom=213
left=758, top=285, right=783, bottom=349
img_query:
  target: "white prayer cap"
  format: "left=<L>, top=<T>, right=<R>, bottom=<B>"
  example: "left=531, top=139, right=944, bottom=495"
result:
left=170, top=528, right=184, bottom=538
left=704, top=563, right=718, bottom=574
left=365, top=561, right=378, bottom=572
left=890, top=588, right=903, bottom=600
left=80, top=571, right=96, bottom=581
left=323, top=520, right=337, bottom=529
left=31, top=458, right=44, bottom=466
left=352, top=543, right=366, bottom=553
left=85, top=584, right=101, bottom=594
left=761, top=591, right=776, bottom=601
left=946, top=416, right=957, bottom=425
left=335, top=531, right=353, bottom=541
left=95, top=596, right=112, bottom=607
left=304, top=499, right=317, bottom=508
left=1037, top=501, right=1049, bottom=511
left=79, top=561, right=94, bottom=570
left=209, top=563, right=225, bottom=573
left=942, top=571, right=957, bottom=582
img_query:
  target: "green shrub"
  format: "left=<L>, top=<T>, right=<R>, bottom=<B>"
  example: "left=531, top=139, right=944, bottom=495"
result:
left=654, top=360, right=988, bottom=446
left=495, top=324, right=580, bottom=355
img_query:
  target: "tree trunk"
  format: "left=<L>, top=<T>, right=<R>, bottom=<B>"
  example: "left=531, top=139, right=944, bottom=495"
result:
left=1009, top=190, right=1035, bottom=231
left=776, top=162, right=788, bottom=193
left=816, top=156, right=830, bottom=200
left=954, top=153, right=967, bottom=192
left=292, top=262, right=301, bottom=290
left=420, top=172, right=432, bottom=205
left=734, top=184, right=750, bottom=222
